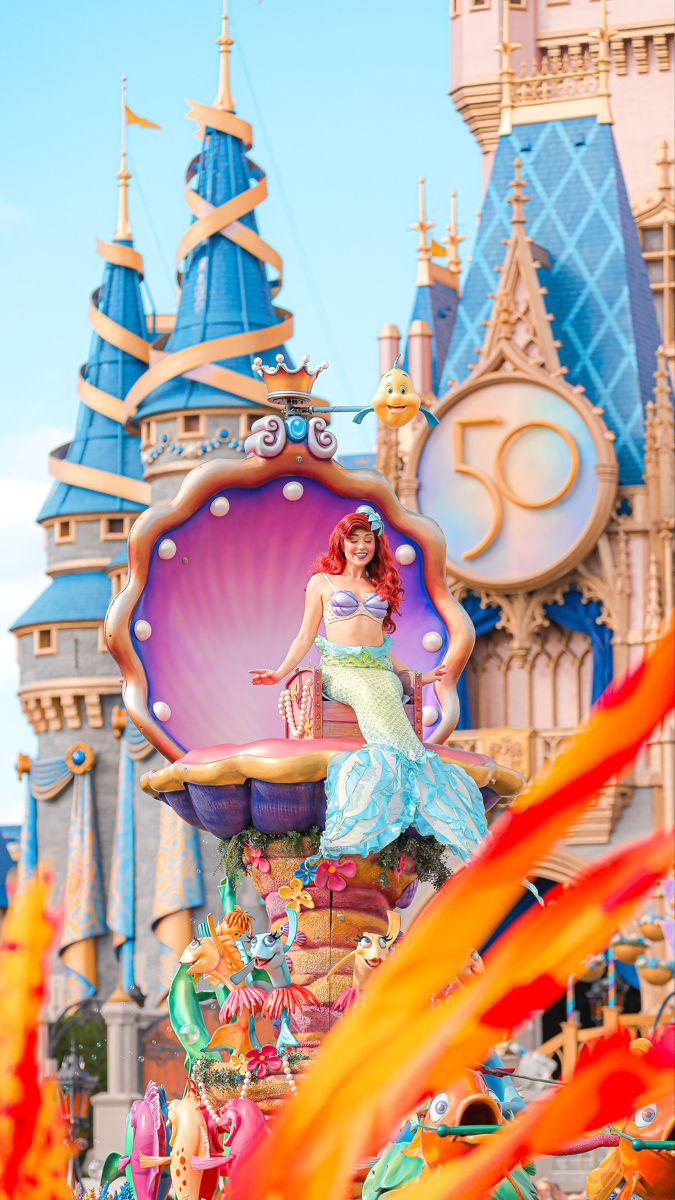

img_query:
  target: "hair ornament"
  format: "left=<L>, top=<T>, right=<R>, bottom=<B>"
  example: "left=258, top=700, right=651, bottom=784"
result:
left=355, top=504, right=384, bottom=536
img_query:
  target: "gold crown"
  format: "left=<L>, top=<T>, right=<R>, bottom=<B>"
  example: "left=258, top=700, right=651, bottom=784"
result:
left=252, top=353, right=328, bottom=405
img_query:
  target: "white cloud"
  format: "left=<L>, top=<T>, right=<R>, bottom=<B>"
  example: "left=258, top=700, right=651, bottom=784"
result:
left=0, top=426, right=70, bottom=822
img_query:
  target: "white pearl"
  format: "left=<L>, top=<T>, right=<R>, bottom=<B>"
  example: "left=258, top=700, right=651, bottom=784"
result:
left=158, top=539, right=176, bottom=560
left=153, top=700, right=172, bottom=722
left=183, top=444, right=198, bottom=459
left=422, top=631, right=443, bottom=652
left=210, top=496, right=230, bottom=517
left=134, top=619, right=152, bottom=642
left=395, top=544, right=416, bottom=565
left=422, top=705, right=440, bottom=727
left=283, top=481, right=304, bottom=501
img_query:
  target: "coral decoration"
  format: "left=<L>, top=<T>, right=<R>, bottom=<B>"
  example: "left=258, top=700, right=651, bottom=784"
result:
left=229, top=627, right=675, bottom=1200
left=314, top=859, right=357, bottom=892
left=0, top=876, right=71, bottom=1200
left=278, top=878, right=315, bottom=912
left=246, top=1046, right=282, bottom=1080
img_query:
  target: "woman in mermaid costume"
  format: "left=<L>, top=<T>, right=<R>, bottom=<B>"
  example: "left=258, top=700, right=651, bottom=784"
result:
left=251, top=506, right=486, bottom=861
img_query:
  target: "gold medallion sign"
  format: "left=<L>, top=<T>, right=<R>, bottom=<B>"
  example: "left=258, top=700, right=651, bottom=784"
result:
left=409, top=374, right=618, bottom=592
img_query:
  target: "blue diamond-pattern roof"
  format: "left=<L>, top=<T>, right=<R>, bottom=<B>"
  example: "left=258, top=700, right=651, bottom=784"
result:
left=138, top=127, right=288, bottom=417
left=441, top=118, right=664, bottom=485
left=39, top=241, right=147, bottom=519
left=11, top=571, right=111, bottom=631
left=405, top=277, right=459, bottom=394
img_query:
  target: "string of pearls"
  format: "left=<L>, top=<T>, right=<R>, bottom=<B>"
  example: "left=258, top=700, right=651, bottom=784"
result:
left=278, top=679, right=313, bottom=739
left=239, top=1068, right=253, bottom=1100
left=142, top=425, right=246, bottom=466
left=281, top=1054, right=297, bottom=1095
left=196, top=1074, right=218, bottom=1124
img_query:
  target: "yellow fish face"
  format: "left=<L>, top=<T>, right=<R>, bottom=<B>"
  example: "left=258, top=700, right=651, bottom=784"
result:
left=373, top=366, right=421, bottom=428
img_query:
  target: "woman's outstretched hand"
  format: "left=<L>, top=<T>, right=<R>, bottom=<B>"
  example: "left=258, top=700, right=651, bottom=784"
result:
left=420, top=665, right=448, bottom=687
left=250, top=668, right=281, bottom=686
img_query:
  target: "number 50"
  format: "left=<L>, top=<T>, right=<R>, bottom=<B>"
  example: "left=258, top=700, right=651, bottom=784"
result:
left=452, top=417, right=580, bottom=561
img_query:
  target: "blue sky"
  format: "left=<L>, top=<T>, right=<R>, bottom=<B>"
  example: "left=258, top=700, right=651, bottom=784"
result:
left=0, top=0, right=483, bottom=820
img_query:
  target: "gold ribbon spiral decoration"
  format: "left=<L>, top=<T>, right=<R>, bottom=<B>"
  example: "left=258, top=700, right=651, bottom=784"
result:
left=123, top=100, right=293, bottom=422
left=48, top=237, right=151, bottom=506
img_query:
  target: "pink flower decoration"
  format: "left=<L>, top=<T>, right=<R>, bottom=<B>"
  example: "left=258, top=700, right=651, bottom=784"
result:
left=314, top=858, right=357, bottom=892
left=245, top=1043, right=282, bottom=1078
left=247, top=844, right=271, bottom=874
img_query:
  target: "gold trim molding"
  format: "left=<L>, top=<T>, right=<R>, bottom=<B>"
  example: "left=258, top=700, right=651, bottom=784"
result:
left=18, top=676, right=121, bottom=734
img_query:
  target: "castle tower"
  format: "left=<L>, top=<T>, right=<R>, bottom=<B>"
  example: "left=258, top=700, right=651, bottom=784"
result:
left=123, top=0, right=293, bottom=501
left=450, top=0, right=674, bottom=202
left=379, top=0, right=673, bottom=868
left=11, top=135, right=151, bottom=1006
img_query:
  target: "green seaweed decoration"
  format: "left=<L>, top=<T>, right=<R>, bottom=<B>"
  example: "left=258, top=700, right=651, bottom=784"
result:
left=218, top=828, right=451, bottom=889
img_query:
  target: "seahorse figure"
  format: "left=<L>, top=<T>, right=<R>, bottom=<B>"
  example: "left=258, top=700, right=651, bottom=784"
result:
left=139, top=1089, right=218, bottom=1200
left=221, top=907, right=318, bottom=1052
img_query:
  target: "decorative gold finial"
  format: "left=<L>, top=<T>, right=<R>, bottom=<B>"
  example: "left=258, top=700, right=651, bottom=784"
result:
left=507, top=158, right=530, bottom=225
left=590, top=0, right=615, bottom=124
left=114, top=76, right=132, bottom=242
left=443, top=191, right=465, bottom=282
left=214, top=0, right=235, bottom=112
left=656, top=139, right=674, bottom=197
left=410, top=176, right=434, bottom=286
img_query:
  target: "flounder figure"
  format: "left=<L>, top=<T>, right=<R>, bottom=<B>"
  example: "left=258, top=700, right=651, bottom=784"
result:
left=354, top=356, right=439, bottom=429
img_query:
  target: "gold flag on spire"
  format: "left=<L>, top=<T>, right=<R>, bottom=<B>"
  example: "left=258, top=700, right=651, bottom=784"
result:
left=124, top=104, right=161, bottom=130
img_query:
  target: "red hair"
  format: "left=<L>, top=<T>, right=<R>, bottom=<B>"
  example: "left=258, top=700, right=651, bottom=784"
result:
left=312, top=512, right=404, bottom=632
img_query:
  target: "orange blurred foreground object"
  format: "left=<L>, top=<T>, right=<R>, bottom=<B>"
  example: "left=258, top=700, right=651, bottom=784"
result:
left=233, top=625, right=675, bottom=1200
left=0, top=875, right=71, bottom=1200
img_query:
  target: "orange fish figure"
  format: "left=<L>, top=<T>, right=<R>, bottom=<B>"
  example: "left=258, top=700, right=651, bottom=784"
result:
left=586, top=1041, right=675, bottom=1200
left=140, top=1092, right=218, bottom=1200
left=179, top=908, right=251, bottom=987
left=417, top=1069, right=504, bottom=1168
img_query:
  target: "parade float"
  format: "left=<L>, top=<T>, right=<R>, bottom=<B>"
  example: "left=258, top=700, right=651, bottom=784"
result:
left=91, top=355, right=675, bottom=1199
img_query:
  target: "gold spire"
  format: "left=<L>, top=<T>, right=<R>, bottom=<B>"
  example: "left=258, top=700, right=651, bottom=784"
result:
left=214, top=0, right=235, bottom=112
left=114, top=76, right=132, bottom=242
left=443, top=191, right=465, bottom=282
left=410, top=176, right=434, bottom=286
left=496, top=0, right=522, bottom=137
left=656, top=139, right=674, bottom=198
left=507, top=159, right=530, bottom=225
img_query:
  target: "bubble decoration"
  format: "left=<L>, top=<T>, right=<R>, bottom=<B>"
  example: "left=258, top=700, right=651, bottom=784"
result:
left=422, top=705, right=440, bottom=727
left=210, top=496, right=230, bottom=517
left=395, top=544, right=417, bottom=565
left=283, top=481, right=304, bottom=501
left=134, top=620, right=152, bottom=642
left=158, top=539, right=176, bottom=560
left=153, top=700, right=172, bottom=723
left=422, top=631, right=443, bottom=652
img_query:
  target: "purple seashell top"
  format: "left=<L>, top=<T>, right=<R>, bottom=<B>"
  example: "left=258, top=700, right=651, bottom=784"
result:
left=324, top=587, right=389, bottom=626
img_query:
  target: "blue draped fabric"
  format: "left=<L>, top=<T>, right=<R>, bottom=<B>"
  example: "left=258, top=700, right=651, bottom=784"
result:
left=107, top=737, right=136, bottom=994
left=59, top=771, right=107, bottom=1001
left=17, top=779, right=38, bottom=888
left=456, top=593, right=501, bottom=730
left=544, top=588, right=613, bottom=703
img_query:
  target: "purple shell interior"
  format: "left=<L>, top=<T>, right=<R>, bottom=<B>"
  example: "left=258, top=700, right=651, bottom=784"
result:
left=132, top=475, right=449, bottom=753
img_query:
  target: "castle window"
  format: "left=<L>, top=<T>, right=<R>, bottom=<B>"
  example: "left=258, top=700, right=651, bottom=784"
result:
left=34, top=627, right=56, bottom=656
left=469, top=0, right=490, bottom=8
left=639, top=217, right=675, bottom=349
left=55, top=519, right=75, bottom=545
left=101, top=517, right=128, bottom=540
left=179, top=413, right=206, bottom=439
left=451, top=0, right=460, bottom=15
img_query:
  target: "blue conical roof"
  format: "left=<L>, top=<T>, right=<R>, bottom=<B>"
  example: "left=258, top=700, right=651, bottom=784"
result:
left=440, top=117, right=663, bottom=486
left=137, top=118, right=289, bottom=418
left=39, top=227, right=148, bottom=520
